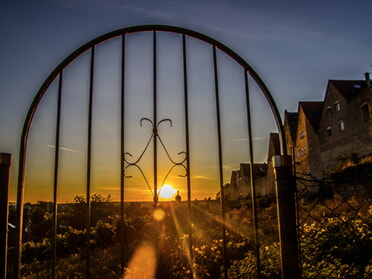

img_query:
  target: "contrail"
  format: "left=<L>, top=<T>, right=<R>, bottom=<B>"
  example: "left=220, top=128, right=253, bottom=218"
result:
left=231, top=137, right=266, bottom=142
left=47, top=145, right=81, bottom=153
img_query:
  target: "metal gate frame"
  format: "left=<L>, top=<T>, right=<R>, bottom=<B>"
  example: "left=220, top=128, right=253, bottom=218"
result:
left=8, top=25, right=299, bottom=278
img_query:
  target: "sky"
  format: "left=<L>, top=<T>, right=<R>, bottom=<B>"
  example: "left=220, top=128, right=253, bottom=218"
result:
left=1, top=0, right=371, bottom=203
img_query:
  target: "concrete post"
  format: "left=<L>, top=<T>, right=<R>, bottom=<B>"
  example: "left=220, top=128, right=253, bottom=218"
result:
left=273, top=155, right=301, bottom=279
left=0, top=153, right=11, bottom=279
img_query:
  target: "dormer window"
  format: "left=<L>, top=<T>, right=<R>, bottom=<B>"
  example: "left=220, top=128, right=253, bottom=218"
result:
left=327, top=127, right=332, bottom=137
left=338, top=120, right=345, bottom=132
left=335, top=101, right=341, bottom=112
left=327, top=105, right=332, bottom=117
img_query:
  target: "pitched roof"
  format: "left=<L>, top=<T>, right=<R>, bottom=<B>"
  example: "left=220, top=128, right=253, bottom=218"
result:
left=284, top=110, right=299, bottom=141
left=240, top=163, right=267, bottom=178
left=299, top=102, right=324, bottom=132
left=329, top=80, right=368, bottom=102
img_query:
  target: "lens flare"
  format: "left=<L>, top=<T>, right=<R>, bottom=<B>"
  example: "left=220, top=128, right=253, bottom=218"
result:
left=123, top=243, right=156, bottom=279
left=153, top=208, right=166, bottom=221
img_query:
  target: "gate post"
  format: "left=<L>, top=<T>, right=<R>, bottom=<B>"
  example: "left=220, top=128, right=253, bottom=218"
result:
left=273, top=155, right=300, bottom=279
left=0, top=153, right=11, bottom=279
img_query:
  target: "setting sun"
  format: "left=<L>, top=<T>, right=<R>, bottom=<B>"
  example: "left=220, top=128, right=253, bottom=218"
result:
left=158, top=184, right=177, bottom=199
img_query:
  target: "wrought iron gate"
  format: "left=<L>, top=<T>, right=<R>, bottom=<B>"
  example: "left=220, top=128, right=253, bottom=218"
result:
left=6, top=25, right=299, bottom=278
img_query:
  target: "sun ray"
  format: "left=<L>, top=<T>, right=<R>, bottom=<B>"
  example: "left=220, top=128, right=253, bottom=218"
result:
left=191, top=204, right=253, bottom=241
left=169, top=204, right=198, bottom=278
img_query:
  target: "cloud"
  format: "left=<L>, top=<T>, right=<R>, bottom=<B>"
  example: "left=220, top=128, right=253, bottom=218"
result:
left=47, top=0, right=174, bottom=18
left=95, top=186, right=119, bottom=192
left=230, top=138, right=248, bottom=142
left=230, top=137, right=265, bottom=142
left=47, top=145, right=81, bottom=153
left=192, top=175, right=213, bottom=181
left=254, top=137, right=266, bottom=141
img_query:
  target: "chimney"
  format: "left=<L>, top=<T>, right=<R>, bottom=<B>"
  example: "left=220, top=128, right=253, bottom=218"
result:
left=365, top=72, right=371, bottom=87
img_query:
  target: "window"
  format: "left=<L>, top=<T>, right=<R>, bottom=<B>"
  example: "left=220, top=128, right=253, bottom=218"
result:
left=338, top=120, right=345, bottom=132
left=327, top=127, right=332, bottom=137
left=296, top=146, right=307, bottom=158
left=353, top=84, right=361, bottom=89
left=362, top=104, right=370, bottom=122
left=309, top=144, right=313, bottom=151
left=335, top=101, right=341, bottom=112
left=299, top=131, right=305, bottom=139
left=327, top=105, right=332, bottom=117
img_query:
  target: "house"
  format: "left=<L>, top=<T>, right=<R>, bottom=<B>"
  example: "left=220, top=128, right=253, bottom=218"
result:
left=293, top=102, right=323, bottom=181
left=282, top=73, right=372, bottom=180
left=266, top=132, right=281, bottom=194
left=318, top=74, right=372, bottom=174
left=283, top=111, right=299, bottom=157
left=222, top=162, right=269, bottom=201
left=221, top=133, right=281, bottom=201
left=222, top=170, right=240, bottom=201
left=221, top=73, right=372, bottom=200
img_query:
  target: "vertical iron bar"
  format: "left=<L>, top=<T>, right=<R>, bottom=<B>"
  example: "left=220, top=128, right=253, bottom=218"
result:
left=120, top=33, right=126, bottom=276
left=182, top=34, right=193, bottom=276
left=244, top=71, right=261, bottom=277
left=152, top=30, right=160, bottom=273
left=52, top=71, right=63, bottom=279
left=213, top=46, right=228, bottom=279
left=0, top=153, right=11, bottom=279
left=153, top=30, right=158, bottom=206
left=86, top=45, right=95, bottom=279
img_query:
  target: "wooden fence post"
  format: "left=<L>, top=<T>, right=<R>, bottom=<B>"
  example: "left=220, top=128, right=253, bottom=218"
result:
left=0, top=153, right=12, bottom=279
left=273, top=155, right=301, bottom=279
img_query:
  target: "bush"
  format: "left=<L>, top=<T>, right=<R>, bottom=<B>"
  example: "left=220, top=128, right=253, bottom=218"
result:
left=227, top=242, right=281, bottom=279
left=16, top=193, right=372, bottom=278
left=301, top=210, right=372, bottom=278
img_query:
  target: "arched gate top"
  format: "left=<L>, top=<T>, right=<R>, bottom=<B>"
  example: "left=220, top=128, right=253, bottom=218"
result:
left=15, top=24, right=288, bottom=278
left=21, top=25, right=286, bottom=156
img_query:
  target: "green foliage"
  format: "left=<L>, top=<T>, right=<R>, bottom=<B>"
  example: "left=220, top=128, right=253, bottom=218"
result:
left=14, top=189, right=372, bottom=279
left=22, top=238, right=51, bottom=264
left=226, top=209, right=372, bottom=279
left=192, top=239, right=224, bottom=278
left=56, top=226, right=86, bottom=256
left=227, top=242, right=281, bottom=279
left=92, top=220, right=114, bottom=248
left=301, top=210, right=372, bottom=279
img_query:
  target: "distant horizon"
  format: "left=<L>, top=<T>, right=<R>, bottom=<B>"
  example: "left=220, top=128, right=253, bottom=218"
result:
left=10, top=197, right=220, bottom=205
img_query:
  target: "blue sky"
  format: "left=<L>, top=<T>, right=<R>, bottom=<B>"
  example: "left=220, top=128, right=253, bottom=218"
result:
left=1, top=0, right=371, bottom=202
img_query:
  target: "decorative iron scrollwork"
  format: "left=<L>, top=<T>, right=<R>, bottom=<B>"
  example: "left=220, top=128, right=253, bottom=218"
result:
left=124, top=118, right=188, bottom=197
